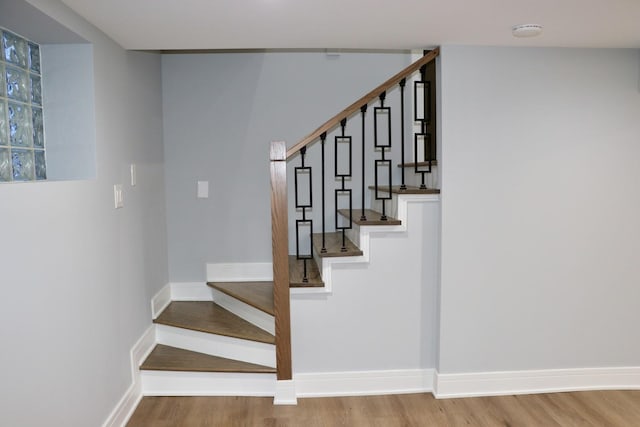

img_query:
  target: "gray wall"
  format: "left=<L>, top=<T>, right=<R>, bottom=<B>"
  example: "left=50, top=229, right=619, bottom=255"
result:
left=42, top=43, right=97, bottom=180
left=438, top=46, right=640, bottom=373
left=162, top=51, right=411, bottom=281
left=0, top=1, right=168, bottom=426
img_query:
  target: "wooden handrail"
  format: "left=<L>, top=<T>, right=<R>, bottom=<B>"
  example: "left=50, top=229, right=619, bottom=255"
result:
left=270, top=141, right=292, bottom=381
left=286, top=48, right=440, bottom=159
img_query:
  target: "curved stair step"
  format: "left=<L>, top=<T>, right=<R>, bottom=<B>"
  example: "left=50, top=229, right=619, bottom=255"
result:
left=207, top=281, right=274, bottom=316
left=154, top=301, right=275, bottom=344
left=141, top=344, right=276, bottom=373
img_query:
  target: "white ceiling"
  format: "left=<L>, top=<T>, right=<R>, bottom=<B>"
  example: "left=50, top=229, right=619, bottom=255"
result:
left=60, top=0, right=640, bottom=50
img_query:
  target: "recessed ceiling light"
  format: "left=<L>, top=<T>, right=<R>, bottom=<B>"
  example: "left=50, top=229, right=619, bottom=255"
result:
left=512, top=24, right=543, bottom=38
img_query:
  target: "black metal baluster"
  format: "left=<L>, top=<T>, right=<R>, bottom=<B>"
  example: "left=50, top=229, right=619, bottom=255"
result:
left=414, top=64, right=432, bottom=189
left=320, top=133, right=327, bottom=254
left=335, top=119, right=352, bottom=252
left=374, top=92, right=392, bottom=221
left=295, top=146, right=312, bottom=282
left=360, top=105, right=367, bottom=221
left=399, top=78, right=407, bottom=190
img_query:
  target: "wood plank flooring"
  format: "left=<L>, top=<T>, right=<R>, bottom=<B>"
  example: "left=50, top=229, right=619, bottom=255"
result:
left=140, top=345, right=276, bottom=373
left=154, top=301, right=275, bottom=344
left=127, top=390, right=640, bottom=427
left=208, top=281, right=274, bottom=315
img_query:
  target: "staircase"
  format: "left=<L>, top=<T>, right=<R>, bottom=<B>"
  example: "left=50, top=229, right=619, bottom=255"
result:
left=137, top=48, right=440, bottom=403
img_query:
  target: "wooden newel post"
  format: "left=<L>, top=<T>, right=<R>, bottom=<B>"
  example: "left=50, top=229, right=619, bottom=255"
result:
left=270, top=141, right=292, bottom=381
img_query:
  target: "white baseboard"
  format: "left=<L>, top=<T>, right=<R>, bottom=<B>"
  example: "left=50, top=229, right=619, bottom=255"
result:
left=294, top=369, right=435, bottom=398
left=153, top=283, right=213, bottom=319
left=141, top=371, right=277, bottom=396
left=171, top=282, right=212, bottom=301
left=102, top=325, right=155, bottom=427
left=151, top=284, right=171, bottom=319
left=274, top=380, right=297, bottom=405
left=435, top=367, right=640, bottom=398
left=207, top=262, right=273, bottom=282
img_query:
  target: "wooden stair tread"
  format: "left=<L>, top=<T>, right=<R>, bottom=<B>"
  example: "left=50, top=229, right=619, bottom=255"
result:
left=338, top=209, right=401, bottom=226
left=397, top=160, right=438, bottom=168
left=289, top=256, right=324, bottom=287
left=312, top=232, right=363, bottom=257
left=369, top=185, right=440, bottom=195
left=140, top=345, right=276, bottom=373
left=207, top=281, right=274, bottom=316
left=154, top=301, right=275, bottom=344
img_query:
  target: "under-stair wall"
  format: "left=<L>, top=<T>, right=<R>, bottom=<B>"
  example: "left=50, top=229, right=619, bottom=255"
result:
left=290, top=194, right=440, bottom=396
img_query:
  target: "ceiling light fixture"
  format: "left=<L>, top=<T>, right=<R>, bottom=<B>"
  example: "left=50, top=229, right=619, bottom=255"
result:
left=512, top=24, right=543, bottom=38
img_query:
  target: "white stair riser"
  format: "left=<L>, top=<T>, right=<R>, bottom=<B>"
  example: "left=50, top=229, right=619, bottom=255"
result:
left=141, top=371, right=276, bottom=396
left=155, top=324, right=276, bottom=368
left=210, top=288, right=275, bottom=335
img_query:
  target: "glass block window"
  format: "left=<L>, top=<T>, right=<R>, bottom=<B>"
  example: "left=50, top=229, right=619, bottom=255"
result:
left=0, top=27, right=45, bottom=182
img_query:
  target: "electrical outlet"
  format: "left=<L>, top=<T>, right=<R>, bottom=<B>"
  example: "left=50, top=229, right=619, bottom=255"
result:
left=114, top=184, right=124, bottom=209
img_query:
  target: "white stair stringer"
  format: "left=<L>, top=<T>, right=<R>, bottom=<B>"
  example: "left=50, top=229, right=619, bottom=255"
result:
left=155, top=324, right=276, bottom=368
left=293, top=193, right=440, bottom=296
left=210, top=287, right=275, bottom=335
left=141, top=370, right=277, bottom=397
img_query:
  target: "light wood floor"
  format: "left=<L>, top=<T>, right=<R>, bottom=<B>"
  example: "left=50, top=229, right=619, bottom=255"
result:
left=127, top=390, right=640, bottom=426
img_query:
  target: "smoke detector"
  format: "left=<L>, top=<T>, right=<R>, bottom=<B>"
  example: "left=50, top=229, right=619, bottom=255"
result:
left=512, top=24, right=543, bottom=38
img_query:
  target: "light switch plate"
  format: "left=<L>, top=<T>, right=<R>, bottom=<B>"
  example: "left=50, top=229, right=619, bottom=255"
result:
left=130, top=164, right=137, bottom=186
left=114, top=184, right=124, bottom=208
left=197, top=181, right=209, bottom=198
